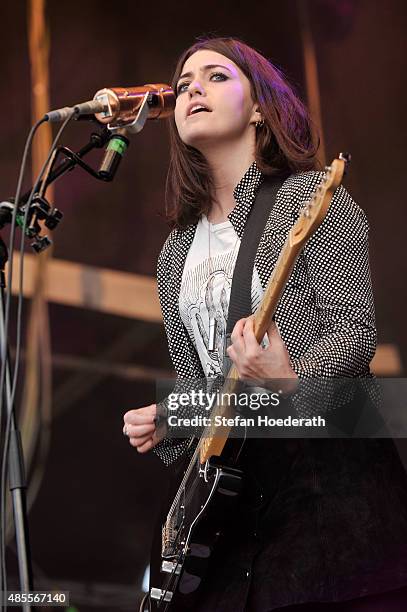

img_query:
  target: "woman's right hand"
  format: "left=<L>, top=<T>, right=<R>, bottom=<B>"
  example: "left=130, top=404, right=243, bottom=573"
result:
left=123, top=404, right=164, bottom=453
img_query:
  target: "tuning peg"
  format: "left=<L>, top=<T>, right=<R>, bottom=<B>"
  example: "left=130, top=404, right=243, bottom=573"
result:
left=338, top=152, right=351, bottom=176
left=339, top=152, right=351, bottom=163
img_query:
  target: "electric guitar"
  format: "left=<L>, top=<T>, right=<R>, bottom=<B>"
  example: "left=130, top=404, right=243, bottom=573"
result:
left=147, top=156, right=348, bottom=611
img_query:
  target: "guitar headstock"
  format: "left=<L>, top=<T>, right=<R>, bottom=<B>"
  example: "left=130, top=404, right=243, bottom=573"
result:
left=289, top=156, right=347, bottom=248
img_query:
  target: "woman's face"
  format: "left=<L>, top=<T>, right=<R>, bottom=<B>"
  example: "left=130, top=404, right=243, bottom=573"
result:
left=174, top=49, right=259, bottom=151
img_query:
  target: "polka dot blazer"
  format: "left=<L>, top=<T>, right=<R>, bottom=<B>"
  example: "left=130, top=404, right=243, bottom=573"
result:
left=153, top=164, right=376, bottom=466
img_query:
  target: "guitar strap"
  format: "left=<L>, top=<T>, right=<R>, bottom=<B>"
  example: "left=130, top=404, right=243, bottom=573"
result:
left=223, top=174, right=285, bottom=376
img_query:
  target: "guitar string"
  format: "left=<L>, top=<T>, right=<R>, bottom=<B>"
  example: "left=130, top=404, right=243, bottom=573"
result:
left=158, top=557, right=182, bottom=611
left=167, top=441, right=201, bottom=516
left=167, top=373, right=242, bottom=517
left=167, top=385, right=227, bottom=517
left=159, top=465, right=216, bottom=609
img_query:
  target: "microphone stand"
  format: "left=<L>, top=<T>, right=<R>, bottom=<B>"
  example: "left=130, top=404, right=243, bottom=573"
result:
left=0, top=122, right=129, bottom=607
left=0, top=237, right=33, bottom=611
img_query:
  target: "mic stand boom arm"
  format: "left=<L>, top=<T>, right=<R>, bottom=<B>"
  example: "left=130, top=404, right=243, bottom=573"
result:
left=0, top=88, right=156, bottom=248
left=0, top=125, right=126, bottom=253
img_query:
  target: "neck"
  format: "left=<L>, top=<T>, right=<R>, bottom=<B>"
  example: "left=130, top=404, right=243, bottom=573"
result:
left=201, top=135, right=256, bottom=224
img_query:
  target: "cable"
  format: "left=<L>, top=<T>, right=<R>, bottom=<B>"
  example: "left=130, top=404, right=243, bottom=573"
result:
left=0, top=118, right=46, bottom=430
left=0, top=115, right=46, bottom=604
left=11, top=112, right=74, bottom=411
left=0, top=111, right=74, bottom=607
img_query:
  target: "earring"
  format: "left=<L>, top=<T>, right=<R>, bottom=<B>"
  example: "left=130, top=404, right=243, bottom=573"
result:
left=255, top=118, right=264, bottom=128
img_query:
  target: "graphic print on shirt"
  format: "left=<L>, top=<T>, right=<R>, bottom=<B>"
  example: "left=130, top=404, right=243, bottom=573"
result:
left=180, top=252, right=233, bottom=377
left=180, top=249, right=263, bottom=377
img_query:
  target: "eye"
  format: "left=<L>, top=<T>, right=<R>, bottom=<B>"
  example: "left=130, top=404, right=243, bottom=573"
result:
left=176, top=81, right=189, bottom=95
left=176, top=72, right=228, bottom=95
left=210, top=72, right=228, bottom=82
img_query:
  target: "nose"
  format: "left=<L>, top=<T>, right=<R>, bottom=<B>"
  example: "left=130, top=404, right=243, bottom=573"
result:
left=188, top=79, right=205, bottom=97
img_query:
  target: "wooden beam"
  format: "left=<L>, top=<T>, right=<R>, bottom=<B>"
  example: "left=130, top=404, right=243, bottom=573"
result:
left=297, top=0, right=326, bottom=166
left=9, top=251, right=162, bottom=322
left=371, top=344, right=402, bottom=376
left=9, top=252, right=402, bottom=374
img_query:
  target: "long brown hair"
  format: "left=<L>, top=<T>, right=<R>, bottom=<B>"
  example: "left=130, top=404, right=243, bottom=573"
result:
left=166, top=37, right=319, bottom=229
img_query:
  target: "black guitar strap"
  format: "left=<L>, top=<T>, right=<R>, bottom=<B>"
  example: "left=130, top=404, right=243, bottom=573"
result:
left=223, top=175, right=285, bottom=376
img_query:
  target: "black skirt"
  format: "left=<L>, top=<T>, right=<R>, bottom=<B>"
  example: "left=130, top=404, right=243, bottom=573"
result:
left=190, top=438, right=407, bottom=611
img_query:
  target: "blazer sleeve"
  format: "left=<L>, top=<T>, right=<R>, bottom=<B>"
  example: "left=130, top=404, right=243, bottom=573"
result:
left=152, top=233, right=203, bottom=466
left=289, top=184, right=377, bottom=378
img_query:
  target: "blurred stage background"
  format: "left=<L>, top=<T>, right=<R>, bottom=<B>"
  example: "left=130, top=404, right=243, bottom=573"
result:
left=1, top=0, right=406, bottom=610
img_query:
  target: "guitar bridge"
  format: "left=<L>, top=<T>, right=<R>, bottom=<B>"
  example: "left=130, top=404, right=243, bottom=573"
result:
left=161, top=560, right=181, bottom=575
left=150, top=587, right=173, bottom=602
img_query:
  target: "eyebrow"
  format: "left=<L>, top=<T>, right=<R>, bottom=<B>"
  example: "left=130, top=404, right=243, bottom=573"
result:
left=177, top=64, right=233, bottom=82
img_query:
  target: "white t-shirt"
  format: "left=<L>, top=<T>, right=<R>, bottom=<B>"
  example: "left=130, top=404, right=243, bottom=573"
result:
left=179, top=215, right=264, bottom=377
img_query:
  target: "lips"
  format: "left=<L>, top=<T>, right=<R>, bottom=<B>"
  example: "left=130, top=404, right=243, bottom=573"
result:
left=186, top=102, right=211, bottom=117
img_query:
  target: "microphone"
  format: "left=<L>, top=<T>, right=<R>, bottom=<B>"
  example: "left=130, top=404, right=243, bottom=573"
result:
left=93, top=84, right=175, bottom=127
left=45, top=84, right=175, bottom=127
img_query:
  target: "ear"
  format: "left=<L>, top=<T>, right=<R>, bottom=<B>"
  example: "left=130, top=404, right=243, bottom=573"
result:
left=250, top=105, right=263, bottom=126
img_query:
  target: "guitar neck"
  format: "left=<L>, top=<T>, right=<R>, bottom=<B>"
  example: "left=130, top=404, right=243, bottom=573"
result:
left=252, top=237, right=303, bottom=341
left=198, top=157, right=346, bottom=463
left=198, top=237, right=303, bottom=462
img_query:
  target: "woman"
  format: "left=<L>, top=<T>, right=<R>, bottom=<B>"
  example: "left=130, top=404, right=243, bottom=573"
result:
left=123, top=37, right=407, bottom=610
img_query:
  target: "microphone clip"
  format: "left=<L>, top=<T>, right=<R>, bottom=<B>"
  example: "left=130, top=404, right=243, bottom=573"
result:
left=20, top=195, right=63, bottom=253
left=95, top=91, right=152, bottom=134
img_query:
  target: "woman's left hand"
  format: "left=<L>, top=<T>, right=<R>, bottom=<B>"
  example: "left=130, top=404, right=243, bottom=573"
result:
left=226, top=317, right=298, bottom=394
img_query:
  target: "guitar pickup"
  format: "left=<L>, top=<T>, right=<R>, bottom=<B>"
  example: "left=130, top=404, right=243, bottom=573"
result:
left=161, top=560, right=181, bottom=575
left=150, top=587, right=173, bottom=602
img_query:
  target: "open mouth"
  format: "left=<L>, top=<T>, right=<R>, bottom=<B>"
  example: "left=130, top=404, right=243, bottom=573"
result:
left=188, top=105, right=211, bottom=116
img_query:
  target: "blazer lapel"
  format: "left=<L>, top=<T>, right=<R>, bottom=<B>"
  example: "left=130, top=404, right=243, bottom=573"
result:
left=169, top=224, right=197, bottom=299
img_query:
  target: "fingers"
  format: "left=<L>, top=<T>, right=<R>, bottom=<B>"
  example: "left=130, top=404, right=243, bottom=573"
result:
left=124, top=422, right=155, bottom=438
left=230, top=317, right=246, bottom=342
left=231, top=317, right=261, bottom=349
left=227, top=317, right=262, bottom=378
left=264, top=320, right=288, bottom=356
left=124, top=404, right=157, bottom=426
left=267, top=319, right=281, bottom=340
left=129, top=428, right=163, bottom=454
left=135, top=436, right=157, bottom=454
left=128, top=432, right=152, bottom=447
left=228, top=318, right=246, bottom=365
left=123, top=404, right=158, bottom=454
left=227, top=315, right=296, bottom=383
left=242, top=317, right=261, bottom=352
left=228, top=317, right=261, bottom=359
left=129, top=433, right=157, bottom=454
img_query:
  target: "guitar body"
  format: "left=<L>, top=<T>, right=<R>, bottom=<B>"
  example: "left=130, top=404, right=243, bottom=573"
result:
left=149, top=440, right=243, bottom=611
